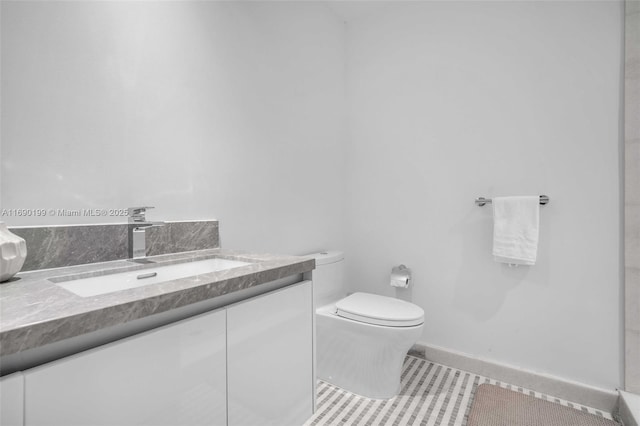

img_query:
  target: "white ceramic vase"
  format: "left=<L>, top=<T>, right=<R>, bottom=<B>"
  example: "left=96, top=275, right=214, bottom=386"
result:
left=0, top=222, right=27, bottom=282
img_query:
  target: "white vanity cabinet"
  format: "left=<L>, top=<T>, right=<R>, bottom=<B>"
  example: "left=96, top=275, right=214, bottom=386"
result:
left=12, top=280, right=313, bottom=426
left=23, top=309, right=227, bottom=426
left=0, top=372, right=24, bottom=426
left=227, top=280, right=313, bottom=426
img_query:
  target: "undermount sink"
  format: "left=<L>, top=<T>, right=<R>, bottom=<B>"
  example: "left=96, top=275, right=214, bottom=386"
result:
left=53, top=258, right=252, bottom=297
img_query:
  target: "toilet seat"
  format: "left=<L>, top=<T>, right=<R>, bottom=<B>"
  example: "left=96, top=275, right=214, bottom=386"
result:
left=335, top=292, right=424, bottom=327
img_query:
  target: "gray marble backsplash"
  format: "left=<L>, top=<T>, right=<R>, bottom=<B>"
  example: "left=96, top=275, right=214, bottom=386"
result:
left=146, top=222, right=219, bottom=257
left=10, top=221, right=219, bottom=271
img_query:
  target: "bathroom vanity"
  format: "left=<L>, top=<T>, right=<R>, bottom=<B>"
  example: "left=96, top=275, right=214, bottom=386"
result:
left=0, top=249, right=315, bottom=426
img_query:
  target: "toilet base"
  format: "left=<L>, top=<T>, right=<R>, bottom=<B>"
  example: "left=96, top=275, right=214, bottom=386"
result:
left=316, top=303, right=424, bottom=399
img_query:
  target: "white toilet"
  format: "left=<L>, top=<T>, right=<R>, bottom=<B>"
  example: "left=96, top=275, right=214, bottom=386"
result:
left=310, top=251, right=424, bottom=399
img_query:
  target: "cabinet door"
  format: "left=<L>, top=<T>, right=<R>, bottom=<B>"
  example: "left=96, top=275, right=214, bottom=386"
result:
left=24, top=309, right=226, bottom=426
left=227, top=281, right=313, bottom=426
left=0, top=372, right=24, bottom=426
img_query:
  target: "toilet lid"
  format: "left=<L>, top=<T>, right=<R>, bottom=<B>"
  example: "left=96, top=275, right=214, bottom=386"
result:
left=335, top=292, right=424, bottom=327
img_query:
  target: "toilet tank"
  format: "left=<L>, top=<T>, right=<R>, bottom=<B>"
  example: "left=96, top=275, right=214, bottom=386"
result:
left=307, top=251, right=345, bottom=307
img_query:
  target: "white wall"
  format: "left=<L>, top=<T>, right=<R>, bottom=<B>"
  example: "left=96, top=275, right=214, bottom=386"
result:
left=0, top=1, right=346, bottom=255
left=344, top=1, right=623, bottom=390
left=1, top=0, right=625, bottom=391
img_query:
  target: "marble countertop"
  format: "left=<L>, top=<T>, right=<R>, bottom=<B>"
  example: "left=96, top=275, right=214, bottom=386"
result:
left=0, top=249, right=315, bottom=357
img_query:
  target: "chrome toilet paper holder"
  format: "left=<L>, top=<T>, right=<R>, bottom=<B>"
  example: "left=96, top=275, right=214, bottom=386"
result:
left=391, top=264, right=411, bottom=288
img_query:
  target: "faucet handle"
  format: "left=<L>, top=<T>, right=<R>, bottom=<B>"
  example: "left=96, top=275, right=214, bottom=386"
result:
left=128, top=206, right=154, bottom=222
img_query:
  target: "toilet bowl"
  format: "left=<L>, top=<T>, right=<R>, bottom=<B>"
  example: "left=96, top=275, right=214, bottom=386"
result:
left=309, top=251, right=424, bottom=399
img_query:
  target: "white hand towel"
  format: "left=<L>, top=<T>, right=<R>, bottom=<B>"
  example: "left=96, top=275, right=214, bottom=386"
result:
left=492, top=196, right=540, bottom=265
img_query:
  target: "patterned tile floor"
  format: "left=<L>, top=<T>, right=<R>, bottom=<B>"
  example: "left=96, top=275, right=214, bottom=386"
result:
left=304, top=355, right=616, bottom=426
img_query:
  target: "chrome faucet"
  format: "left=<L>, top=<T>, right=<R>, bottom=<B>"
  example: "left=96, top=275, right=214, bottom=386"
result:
left=128, top=207, right=165, bottom=259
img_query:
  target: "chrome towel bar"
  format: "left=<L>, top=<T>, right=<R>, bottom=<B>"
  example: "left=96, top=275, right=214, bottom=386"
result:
left=475, top=195, right=549, bottom=207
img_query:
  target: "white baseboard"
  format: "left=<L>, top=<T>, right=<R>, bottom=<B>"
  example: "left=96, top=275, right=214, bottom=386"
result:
left=410, top=342, right=618, bottom=412
left=619, top=391, right=640, bottom=426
